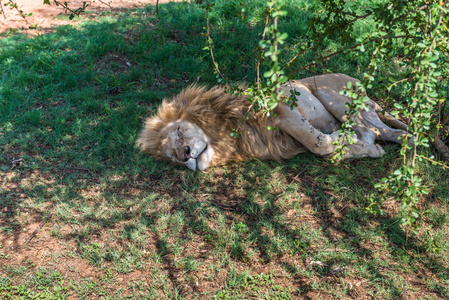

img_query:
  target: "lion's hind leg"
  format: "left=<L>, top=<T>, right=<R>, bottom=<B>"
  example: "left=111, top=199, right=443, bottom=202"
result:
left=307, top=74, right=408, bottom=146
left=371, top=101, right=407, bottom=131
left=360, top=101, right=409, bottom=145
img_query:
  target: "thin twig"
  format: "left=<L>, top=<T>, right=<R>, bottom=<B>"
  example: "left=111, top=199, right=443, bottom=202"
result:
left=428, top=9, right=444, bottom=52
left=0, top=0, right=6, bottom=19
left=441, top=111, right=449, bottom=127
left=51, top=0, right=89, bottom=18
left=98, top=0, right=112, bottom=9
left=205, top=0, right=226, bottom=82
left=440, top=101, right=446, bottom=123
left=418, top=4, right=432, bottom=11
left=281, top=48, right=307, bottom=71
left=289, top=168, right=306, bottom=185
left=337, top=205, right=347, bottom=214
left=212, top=202, right=240, bottom=211
left=156, top=0, right=159, bottom=19
left=420, top=155, right=449, bottom=170
left=435, top=101, right=442, bottom=140
left=428, top=6, right=447, bottom=144
left=388, top=78, right=409, bottom=89
left=256, top=11, right=270, bottom=89
left=10, top=157, right=22, bottom=170
left=8, top=0, right=30, bottom=25
left=24, top=213, right=53, bottom=245
left=343, top=11, right=372, bottom=25
left=409, top=73, right=421, bottom=167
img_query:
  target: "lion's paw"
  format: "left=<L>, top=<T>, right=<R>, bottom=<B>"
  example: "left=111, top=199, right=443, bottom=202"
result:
left=369, top=144, right=385, bottom=158
left=345, top=142, right=385, bottom=159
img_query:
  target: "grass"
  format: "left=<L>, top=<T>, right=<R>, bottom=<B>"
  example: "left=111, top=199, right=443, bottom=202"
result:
left=1, top=0, right=449, bottom=299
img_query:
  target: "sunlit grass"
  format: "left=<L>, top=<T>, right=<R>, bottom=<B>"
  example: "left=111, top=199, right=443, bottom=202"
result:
left=0, top=1, right=448, bottom=299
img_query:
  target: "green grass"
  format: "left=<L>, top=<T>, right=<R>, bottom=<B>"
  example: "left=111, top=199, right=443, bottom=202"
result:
left=1, top=1, right=449, bottom=299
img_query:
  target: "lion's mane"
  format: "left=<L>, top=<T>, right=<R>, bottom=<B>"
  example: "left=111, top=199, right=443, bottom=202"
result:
left=137, top=86, right=306, bottom=166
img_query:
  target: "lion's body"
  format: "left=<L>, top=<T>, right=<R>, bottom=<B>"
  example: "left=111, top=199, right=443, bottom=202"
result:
left=137, top=73, right=409, bottom=171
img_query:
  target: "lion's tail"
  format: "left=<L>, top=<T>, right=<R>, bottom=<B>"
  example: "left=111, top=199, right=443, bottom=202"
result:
left=372, top=101, right=408, bottom=130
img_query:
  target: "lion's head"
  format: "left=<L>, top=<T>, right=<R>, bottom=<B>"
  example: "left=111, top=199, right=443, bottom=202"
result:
left=135, top=86, right=227, bottom=171
left=155, top=120, right=215, bottom=171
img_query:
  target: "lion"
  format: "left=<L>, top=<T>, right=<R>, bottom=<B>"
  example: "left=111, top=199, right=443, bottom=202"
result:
left=137, top=73, right=409, bottom=171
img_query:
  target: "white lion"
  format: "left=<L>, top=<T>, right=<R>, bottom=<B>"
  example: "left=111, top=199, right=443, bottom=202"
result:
left=137, top=73, right=409, bottom=171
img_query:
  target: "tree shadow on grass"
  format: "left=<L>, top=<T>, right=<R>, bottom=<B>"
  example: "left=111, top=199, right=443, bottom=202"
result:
left=144, top=153, right=449, bottom=298
left=2, top=122, right=448, bottom=298
left=2, top=138, right=448, bottom=298
left=0, top=2, right=448, bottom=299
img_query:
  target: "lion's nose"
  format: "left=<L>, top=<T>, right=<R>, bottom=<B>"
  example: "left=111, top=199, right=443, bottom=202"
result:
left=183, top=146, right=191, bottom=162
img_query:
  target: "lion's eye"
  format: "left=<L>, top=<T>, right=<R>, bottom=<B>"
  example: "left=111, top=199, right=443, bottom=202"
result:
left=176, top=130, right=184, bottom=144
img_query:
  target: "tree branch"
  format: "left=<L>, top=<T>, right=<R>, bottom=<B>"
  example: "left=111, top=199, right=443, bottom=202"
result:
left=24, top=213, right=53, bottom=245
left=345, top=12, right=372, bottom=25
left=46, top=0, right=90, bottom=19
left=441, top=110, right=449, bottom=126
left=98, top=0, right=112, bottom=9
left=205, top=0, right=226, bottom=82
left=420, top=155, right=449, bottom=170
left=432, top=137, right=449, bottom=162
left=7, top=0, right=31, bottom=25
left=281, top=48, right=307, bottom=71
left=256, top=11, right=270, bottom=89
left=428, top=8, right=444, bottom=52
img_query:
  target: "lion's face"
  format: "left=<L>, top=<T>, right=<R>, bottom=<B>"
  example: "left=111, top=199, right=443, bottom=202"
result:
left=159, top=120, right=215, bottom=171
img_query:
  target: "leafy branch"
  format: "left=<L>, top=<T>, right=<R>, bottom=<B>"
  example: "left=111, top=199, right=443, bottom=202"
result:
left=43, top=0, right=90, bottom=20
left=1, top=0, right=32, bottom=24
left=300, top=0, right=448, bottom=237
left=201, top=0, right=298, bottom=138
left=203, top=0, right=226, bottom=83
left=330, top=78, right=373, bottom=161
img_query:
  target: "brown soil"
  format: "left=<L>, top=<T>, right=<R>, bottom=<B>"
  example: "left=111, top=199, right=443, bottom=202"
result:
left=0, top=3, right=447, bottom=299
left=0, top=0, right=174, bottom=36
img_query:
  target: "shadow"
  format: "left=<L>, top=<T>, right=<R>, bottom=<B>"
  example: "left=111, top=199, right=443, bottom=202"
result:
left=0, top=2, right=448, bottom=299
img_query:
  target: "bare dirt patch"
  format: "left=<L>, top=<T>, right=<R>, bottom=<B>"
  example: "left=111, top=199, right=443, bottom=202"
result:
left=0, top=0, right=176, bottom=36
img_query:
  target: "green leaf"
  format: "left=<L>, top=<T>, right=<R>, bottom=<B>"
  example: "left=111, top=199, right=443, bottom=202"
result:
left=273, top=10, right=288, bottom=17
left=390, top=111, right=400, bottom=116
left=393, top=102, right=403, bottom=109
